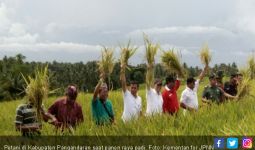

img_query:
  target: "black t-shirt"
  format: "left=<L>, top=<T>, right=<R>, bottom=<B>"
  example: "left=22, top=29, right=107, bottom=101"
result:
left=224, top=82, right=237, bottom=96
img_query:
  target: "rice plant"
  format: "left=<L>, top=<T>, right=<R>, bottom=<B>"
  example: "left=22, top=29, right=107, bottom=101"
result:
left=1, top=79, right=255, bottom=136
left=237, top=68, right=251, bottom=98
left=237, top=56, right=255, bottom=99
left=120, top=40, right=138, bottom=72
left=144, top=34, right=160, bottom=87
left=161, top=49, right=186, bottom=78
left=200, top=43, right=212, bottom=66
left=98, top=46, right=115, bottom=89
left=22, top=66, right=49, bottom=122
left=248, top=55, right=255, bottom=79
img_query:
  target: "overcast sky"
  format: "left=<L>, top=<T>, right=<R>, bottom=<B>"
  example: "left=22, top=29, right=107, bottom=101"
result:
left=0, top=0, right=255, bottom=66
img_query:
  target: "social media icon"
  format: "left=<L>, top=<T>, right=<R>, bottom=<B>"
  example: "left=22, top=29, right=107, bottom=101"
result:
left=214, top=138, right=225, bottom=149
left=227, top=138, right=239, bottom=149
left=242, top=138, right=252, bottom=149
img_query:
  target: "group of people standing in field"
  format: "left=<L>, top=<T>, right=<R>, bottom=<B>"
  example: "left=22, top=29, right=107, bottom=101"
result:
left=15, top=61, right=242, bottom=136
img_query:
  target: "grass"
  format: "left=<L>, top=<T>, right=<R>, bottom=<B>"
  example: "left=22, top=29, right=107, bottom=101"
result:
left=1, top=78, right=255, bottom=136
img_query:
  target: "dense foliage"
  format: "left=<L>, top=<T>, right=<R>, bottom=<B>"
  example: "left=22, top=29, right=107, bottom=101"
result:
left=0, top=54, right=238, bottom=101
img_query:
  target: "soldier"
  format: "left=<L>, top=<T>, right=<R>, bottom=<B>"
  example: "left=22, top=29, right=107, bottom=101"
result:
left=202, top=74, right=237, bottom=104
left=216, top=70, right=224, bottom=89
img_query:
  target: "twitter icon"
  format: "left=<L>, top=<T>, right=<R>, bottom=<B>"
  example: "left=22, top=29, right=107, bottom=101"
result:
left=227, top=138, right=239, bottom=149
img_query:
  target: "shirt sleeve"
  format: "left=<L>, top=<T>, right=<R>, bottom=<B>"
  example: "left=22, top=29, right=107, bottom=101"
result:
left=180, top=91, right=188, bottom=104
left=15, top=106, right=23, bottom=125
left=138, top=97, right=142, bottom=112
left=123, top=90, right=131, bottom=103
left=109, top=101, right=114, bottom=117
left=174, top=80, right=181, bottom=91
left=92, top=98, right=98, bottom=107
left=162, top=91, right=167, bottom=113
left=48, top=101, right=58, bottom=116
left=194, top=79, right=200, bottom=92
left=123, top=90, right=129, bottom=97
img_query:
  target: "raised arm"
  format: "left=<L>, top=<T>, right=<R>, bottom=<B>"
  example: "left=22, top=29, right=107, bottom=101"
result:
left=93, top=79, right=103, bottom=101
left=198, top=65, right=209, bottom=81
left=120, top=65, right=127, bottom=92
left=174, top=79, right=181, bottom=91
left=146, top=64, right=154, bottom=90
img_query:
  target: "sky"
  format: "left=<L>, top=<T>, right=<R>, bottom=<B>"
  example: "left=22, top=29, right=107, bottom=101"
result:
left=0, top=0, right=255, bottom=67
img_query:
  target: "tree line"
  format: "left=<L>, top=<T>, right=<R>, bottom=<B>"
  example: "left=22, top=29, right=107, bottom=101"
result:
left=0, top=54, right=238, bottom=101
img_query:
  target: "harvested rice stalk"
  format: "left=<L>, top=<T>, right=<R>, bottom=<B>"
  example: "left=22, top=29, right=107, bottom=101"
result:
left=144, top=34, right=160, bottom=87
left=120, top=40, right=138, bottom=72
left=161, top=49, right=186, bottom=78
left=248, top=56, right=255, bottom=79
left=98, top=46, right=115, bottom=81
left=237, top=56, right=255, bottom=98
left=200, top=43, right=212, bottom=66
left=237, top=68, right=251, bottom=99
left=22, top=66, right=49, bottom=122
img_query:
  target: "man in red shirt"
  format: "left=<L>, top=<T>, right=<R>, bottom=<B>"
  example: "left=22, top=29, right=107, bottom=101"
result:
left=162, top=76, right=180, bottom=115
left=48, top=85, right=84, bottom=131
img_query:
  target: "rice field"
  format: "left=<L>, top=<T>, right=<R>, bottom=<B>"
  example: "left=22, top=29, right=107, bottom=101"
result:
left=0, top=79, right=255, bottom=136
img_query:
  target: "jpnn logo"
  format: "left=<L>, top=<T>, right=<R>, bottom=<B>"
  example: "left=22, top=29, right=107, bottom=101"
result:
left=242, top=138, right=252, bottom=149
left=214, top=138, right=225, bottom=149
left=227, top=138, right=239, bottom=149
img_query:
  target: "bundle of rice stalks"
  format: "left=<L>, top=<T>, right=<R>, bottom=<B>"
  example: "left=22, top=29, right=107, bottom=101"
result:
left=144, top=34, right=160, bottom=87
left=161, top=49, right=186, bottom=78
left=120, top=40, right=138, bottom=71
left=22, top=66, right=49, bottom=122
left=237, top=68, right=251, bottom=99
left=237, top=55, right=255, bottom=98
left=200, top=43, right=212, bottom=66
left=248, top=55, right=255, bottom=79
left=98, top=47, right=115, bottom=81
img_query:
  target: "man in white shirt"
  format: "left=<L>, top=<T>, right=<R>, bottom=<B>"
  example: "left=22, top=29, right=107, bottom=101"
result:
left=146, top=79, right=163, bottom=116
left=180, top=65, right=208, bottom=113
left=120, top=67, right=142, bottom=122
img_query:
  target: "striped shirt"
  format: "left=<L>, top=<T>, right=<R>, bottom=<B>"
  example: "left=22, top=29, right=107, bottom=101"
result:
left=15, top=103, right=41, bottom=126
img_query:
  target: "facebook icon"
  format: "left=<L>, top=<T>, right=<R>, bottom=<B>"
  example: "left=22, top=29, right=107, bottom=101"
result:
left=214, top=138, right=225, bottom=149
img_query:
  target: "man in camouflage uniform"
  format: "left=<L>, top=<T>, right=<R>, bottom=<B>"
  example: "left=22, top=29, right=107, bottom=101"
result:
left=216, top=70, right=224, bottom=89
left=202, top=74, right=237, bottom=104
